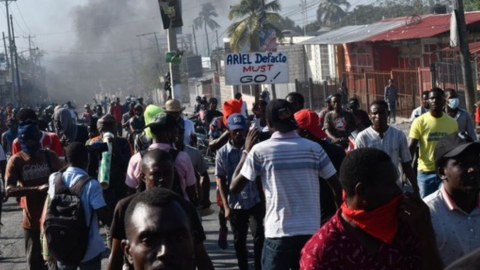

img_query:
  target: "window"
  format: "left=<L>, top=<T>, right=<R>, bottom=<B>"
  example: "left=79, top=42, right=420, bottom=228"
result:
left=319, top=45, right=330, bottom=80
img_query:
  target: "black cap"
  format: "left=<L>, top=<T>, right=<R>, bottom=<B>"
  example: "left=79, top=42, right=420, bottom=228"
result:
left=266, top=99, right=298, bottom=133
left=144, top=113, right=177, bottom=129
left=434, top=132, right=480, bottom=165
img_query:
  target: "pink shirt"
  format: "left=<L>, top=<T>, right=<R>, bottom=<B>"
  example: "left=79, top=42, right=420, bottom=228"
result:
left=125, top=143, right=196, bottom=201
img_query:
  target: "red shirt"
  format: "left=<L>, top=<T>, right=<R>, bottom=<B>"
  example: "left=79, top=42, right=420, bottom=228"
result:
left=475, top=107, right=480, bottom=124
left=13, top=132, right=64, bottom=157
left=300, top=211, right=422, bottom=270
left=110, top=105, right=123, bottom=123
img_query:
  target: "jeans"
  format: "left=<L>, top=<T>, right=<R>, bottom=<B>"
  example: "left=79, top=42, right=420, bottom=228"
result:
left=57, top=253, right=102, bottom=270
left=417, top=170, right=442, bottom=198
left=24, top=229, right=49, bottom=270
left=229, top=203, right=265, bottom=270
left=262, top=235, right=312, bottom=270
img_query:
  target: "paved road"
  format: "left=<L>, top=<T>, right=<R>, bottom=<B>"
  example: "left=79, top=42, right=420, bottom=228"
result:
left=0, top=173, right=247, bottom=269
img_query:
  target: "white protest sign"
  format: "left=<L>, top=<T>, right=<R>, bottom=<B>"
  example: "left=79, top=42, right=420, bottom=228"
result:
left=225, top=52, right=289, bottom=85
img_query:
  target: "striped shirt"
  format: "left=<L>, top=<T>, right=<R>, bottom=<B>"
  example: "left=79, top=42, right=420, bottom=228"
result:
left=355, top=126, right=411, bottom=187
left=240, top=131, right=336, bottom=238
left=215, top=141, right=260, bottom=210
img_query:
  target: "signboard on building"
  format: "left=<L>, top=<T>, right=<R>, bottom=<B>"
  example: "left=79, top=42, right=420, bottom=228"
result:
left=225, top=52, right=289, bottom=85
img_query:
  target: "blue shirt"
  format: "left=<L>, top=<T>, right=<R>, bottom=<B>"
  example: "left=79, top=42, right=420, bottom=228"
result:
left=48, top=167, right=106, bottom=262
left=215, top=141, right=261, bottom=210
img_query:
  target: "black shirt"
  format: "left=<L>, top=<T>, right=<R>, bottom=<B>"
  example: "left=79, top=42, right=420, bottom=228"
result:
left=111, top=193, right=206, bottom=243
left=205, top=110, right=223, bottom=126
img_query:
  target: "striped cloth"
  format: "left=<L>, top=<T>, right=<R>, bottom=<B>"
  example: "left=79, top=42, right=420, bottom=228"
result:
left=240, top=131, right=336, bottom=238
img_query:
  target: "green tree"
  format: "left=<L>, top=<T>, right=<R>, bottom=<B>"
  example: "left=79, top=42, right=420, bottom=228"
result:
left=194, top=3, right=220, bottom=57
left=273, top=16, right=303, bottom=34
left=227, top=0, right=283, bottom=52
left=316, top=0, right=351, bottom=27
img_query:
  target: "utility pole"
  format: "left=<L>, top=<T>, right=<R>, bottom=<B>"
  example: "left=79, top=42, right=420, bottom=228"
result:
left=168, top=22, right=181, bottom=101
left=300, top=0, right=308, bottom=36
left=215, top=29, right=219, bottom=50
left=455, top=3, right=477, bottom=115
left=2, top=32, right=9, bottom=68
left=24, top=34, right=36, bottom=87
left=1, top=0, right=16, bottom=105
left=153, top=32, right=161, bottom=56
left=11, top=14, right=21, bottom=106
left=192, top=25, right=198, bottom=55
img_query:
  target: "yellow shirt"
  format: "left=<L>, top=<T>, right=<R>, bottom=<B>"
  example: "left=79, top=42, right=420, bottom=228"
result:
left=409, top=113, right=458, bottom=172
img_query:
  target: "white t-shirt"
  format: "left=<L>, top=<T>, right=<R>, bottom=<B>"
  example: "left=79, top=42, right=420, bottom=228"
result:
left=240, top=131, right=336, bottom=238
left=355, top=126, right=412, bottom=187
left=241, top=101, right=248, bottom=118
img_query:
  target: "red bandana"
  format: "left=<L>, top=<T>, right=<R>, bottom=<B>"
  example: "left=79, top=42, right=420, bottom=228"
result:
left=341, top=195, right=403, bottom=244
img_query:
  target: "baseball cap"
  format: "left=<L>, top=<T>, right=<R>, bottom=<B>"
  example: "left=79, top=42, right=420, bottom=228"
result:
left=266, top=99, right=298, bottom=133
left=294, top=109, right=327, bottom=139
left=144, top=112, right=177, bottom=129
left=434, top=132, right=480, bottom=165
left=227, top=113, right=247, bottom=130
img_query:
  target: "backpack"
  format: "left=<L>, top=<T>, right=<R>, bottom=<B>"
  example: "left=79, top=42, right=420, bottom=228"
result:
left=43, top=173, right=93, bottom=265
left=137, top=149, right=183, bottom=197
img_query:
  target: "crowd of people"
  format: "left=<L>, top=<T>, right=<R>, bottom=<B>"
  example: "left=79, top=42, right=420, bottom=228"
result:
left=0, top=85, right=479, bottom=270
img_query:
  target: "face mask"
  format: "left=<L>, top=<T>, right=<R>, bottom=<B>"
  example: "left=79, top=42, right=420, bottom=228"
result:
left=18, top=122, right=42, bottom=155
left=448, top=98, right=460, bottom=109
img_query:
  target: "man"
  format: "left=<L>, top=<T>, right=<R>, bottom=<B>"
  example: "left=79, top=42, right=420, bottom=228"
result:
left=174, top=125, right=213, bottom=216
left=122, top=188, right=200, bottom=270
left=299, top=148, right=443, bottom=269
left=125, top=113, right=197, bottom=202
left=235, top=92, right=249, bottom=118
left=87, top=114, right=132, bottom=248
left=205, top=97, right=223, bottom=128
left=318, top=95, right=333, bottom=129
left=285, top=92, right=304, bottom=114
left=110, top=98, right=123, bottom=137
left=251, top=100, right=268, bottom=133
left=11, top=109, right=64, bottom=159
left=101, top=96, right=109, bottom=112
left=217, top=114, right=264, bottom=270
left=81, top=104, right=93, bottom=126
left=410, top=91, right=430, bottom=122
left=355, top=100, right=419, bottom=194
left=384, top=78, right=398, bottom=124
left=89, top=105, right=104, bottom=139
left=122, top=102, right=135, bottom=144
left=164, top=99, right=196, bottom=146
left=0, top=137, right=6, bottom=236
left=423, top=132, right=480, bottom=266
left=409, top=88, right=458, bottom=198
left=48, top=143, right=110, bottom=270
left=410, top=91, right=431, bottom=174
left=445, top=89, right=477, bottom=141
left=5, top=119, right=62, bottom=270
left=108, top=150, right=213, bottom=270
left=53, top=107, right=78, bottom=147
left=231, top=99, right=342, bottom=270
left=294, top=109, right=345, bottom=224
left=323, top=93, right=357, bottom=148
left=347, top=97, right=372, bottom=132
left=1, top=118, right=17, bottom=157
left=194, top=96, right=202, bottom=114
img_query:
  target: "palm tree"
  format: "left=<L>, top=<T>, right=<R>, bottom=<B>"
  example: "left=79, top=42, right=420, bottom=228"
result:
left=194, top=3, right=220, bottom=56
left=227, top=0, right=283, bottom=53
left=317, top=0, right=351, bottom=27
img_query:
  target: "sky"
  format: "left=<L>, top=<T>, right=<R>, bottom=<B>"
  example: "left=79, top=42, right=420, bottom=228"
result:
left=0, top=0, right=363, bottom=64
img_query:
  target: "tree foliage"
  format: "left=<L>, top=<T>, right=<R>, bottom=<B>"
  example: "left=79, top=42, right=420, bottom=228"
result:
left=317, top=0, right=351, bottom=27
left=227, top=0, right=283, bottom=52
left=194, top=3, right=220, bottom=56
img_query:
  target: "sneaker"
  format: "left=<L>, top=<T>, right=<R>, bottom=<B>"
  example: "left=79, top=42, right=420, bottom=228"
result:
left=199, top=206, right=214, bottom=217
left=218, top=228, right=228, bottom=250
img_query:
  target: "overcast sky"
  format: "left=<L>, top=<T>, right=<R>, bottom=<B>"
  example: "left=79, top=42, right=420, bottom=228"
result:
left=0, top=0, right=366, bottom=64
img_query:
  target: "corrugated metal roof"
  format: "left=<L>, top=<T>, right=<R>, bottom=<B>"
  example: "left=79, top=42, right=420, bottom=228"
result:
left=300, top=20, right=405, bottom=45
left=365, top=12, right=480, bottom=42
left=440, top=41, right=480, bottom=54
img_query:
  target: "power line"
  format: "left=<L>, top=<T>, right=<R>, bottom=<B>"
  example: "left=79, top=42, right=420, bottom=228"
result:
left=14, top=2, right=32, bottom=34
